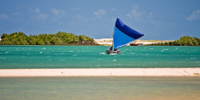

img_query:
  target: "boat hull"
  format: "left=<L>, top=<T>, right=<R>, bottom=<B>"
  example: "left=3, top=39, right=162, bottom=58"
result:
left=130, top=43, right=143, bottom=46
left=106, top=50, right=121, bottom=54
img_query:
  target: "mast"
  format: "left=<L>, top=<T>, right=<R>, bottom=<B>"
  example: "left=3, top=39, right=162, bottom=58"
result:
left=111, top=18, right=117, bottom=51
left=111, top=27, right=114, bottom=51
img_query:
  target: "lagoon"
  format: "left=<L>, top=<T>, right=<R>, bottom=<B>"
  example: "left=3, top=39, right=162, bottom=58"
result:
left=0, top=46, right=200, bottom=69
left=0, top=77, right=200, bottom=100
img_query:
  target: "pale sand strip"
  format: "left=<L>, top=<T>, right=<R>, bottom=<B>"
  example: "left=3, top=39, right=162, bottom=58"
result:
left=0, top=68, right=200, bottom=77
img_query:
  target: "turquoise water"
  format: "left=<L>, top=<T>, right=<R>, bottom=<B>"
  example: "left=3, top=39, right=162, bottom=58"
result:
left=0, top=77, right=200, bottom=100
left=0, top=46, right=200, bottom=68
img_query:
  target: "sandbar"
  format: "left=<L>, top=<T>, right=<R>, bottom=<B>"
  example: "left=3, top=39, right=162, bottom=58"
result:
left=0, top=68, right=200, bottom=77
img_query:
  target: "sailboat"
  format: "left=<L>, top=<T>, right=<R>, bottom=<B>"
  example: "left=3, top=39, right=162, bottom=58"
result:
left=106, top=18, right=144, bottom=54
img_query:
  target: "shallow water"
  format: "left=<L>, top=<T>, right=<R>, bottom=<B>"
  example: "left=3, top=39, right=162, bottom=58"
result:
left=0, top=46, right=200, bottom=68
left=0, top=77, right=200, bottom=100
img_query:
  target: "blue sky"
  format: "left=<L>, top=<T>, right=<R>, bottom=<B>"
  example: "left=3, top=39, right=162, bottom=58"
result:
left=0, top=0, right=200, bottom=40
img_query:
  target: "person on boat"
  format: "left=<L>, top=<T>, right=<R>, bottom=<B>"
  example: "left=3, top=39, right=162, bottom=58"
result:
left=110, top=47, right=113, bottom=51
left=114, top=48, right=118, bottom=51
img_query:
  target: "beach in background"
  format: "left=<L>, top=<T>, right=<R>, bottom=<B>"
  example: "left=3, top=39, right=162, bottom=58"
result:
left=94, top=38, right=173, bottom=46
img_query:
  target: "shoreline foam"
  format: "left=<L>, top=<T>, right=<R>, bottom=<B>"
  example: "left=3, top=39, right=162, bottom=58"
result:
left=0, top=68, right=200, bottom=77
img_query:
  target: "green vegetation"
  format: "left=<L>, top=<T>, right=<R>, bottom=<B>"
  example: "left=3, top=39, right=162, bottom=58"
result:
left=0, top=31, right=95, bottom=45
left=150, top=36, right=200, bottom=46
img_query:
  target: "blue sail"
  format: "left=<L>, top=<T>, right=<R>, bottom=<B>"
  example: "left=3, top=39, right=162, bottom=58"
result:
left=113, top=18, right=144, bottom=49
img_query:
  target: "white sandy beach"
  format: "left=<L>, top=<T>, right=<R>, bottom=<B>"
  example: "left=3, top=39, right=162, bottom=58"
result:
left=94, top=38, right=173, bottom=46
left=0, top=68, right=200, bottom=77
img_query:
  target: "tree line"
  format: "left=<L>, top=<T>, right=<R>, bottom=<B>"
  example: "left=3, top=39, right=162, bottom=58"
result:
left=150, top=36, right=200, bottom=46
left=0, top=31, right=96, bottom=45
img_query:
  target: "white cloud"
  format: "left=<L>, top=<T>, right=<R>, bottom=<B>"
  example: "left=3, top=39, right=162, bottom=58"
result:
left=51, top=8, right=65, bottom=17
left=51, top=8, right=60, bottom=16
left=51, top=8, right=65, bottom=21
left=35, top=8, right=40, bottom=13
left=37, top=14, right=48, bottom=20
left=126, top=5, right=143, bottom=20
left=0, top=14, right=9, bottom=19
left=29, top=8, right=48, bottom=20
left=93, top=9, right=106, bottom=18
left=132, top=9, right=142, bottom=18
left=28, top=8, right=40, bottom=13
left=186, top=10, right=200, bottom=21
left=126, top=14, right=132, bottom=18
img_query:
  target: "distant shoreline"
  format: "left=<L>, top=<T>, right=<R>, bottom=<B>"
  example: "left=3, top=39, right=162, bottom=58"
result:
left=94, top=38, right=174, bottom=46
left=0, top=68, right=200, bottom=77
